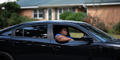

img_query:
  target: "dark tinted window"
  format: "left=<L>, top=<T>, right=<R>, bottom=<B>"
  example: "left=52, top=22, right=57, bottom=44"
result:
left=14, top=25, right=47, bottom=39
left=1, top=24, right=22, bottom=36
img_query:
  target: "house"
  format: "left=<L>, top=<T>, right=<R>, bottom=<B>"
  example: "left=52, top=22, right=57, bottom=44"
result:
left=17, top=0, right=86, bottom=20
left=17, top=0, right=120, bottom=27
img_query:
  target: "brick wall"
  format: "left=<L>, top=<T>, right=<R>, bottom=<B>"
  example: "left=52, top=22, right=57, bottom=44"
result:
left=20, top=9, right=33, bottom=18
left=88, top=5, right=120, bottom=28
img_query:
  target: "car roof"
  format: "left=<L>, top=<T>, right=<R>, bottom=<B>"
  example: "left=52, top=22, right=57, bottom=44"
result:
left=24, top=20, right=87, bottom=24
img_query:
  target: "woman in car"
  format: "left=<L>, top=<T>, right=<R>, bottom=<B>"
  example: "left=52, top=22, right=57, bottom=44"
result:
left=55, top=27, right=74, bottom=43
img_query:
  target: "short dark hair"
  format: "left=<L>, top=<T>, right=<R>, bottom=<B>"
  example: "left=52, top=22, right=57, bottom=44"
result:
left=54, top=26, right=67, bottom=34
left=58, top=27, right=66, bottom=33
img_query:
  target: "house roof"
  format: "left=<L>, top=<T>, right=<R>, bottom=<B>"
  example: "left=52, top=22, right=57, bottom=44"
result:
left=17, top=0, right=120, bottom=8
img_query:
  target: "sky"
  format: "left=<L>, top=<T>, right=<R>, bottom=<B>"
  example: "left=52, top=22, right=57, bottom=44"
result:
left=0, top=0, right=16, bottom=4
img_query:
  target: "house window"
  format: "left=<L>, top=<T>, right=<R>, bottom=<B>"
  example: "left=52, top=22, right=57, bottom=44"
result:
left=58, top=8, right=75, bottom=19
left=33, top=9, right=45, bottom=19
left=59, top=8, right=75, bottom=15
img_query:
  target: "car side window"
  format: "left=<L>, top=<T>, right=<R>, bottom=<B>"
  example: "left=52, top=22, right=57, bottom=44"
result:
left=53, top=25, right=89, bottom=42
left=14, top=25, right=48, bottom=39
left=68, top=27, right=85, bottom=38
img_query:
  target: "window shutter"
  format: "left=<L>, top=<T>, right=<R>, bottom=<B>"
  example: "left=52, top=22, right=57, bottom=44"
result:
left=55, top=8, right=58, bottom=20
left=43, top=8, right=45, bottom=19
left=72, top=8, right=75, bottom=13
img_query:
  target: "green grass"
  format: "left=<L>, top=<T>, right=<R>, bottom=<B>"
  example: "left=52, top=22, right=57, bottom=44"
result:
left=70, top=32, right=120, bottom=39
left=70, top=33, right=84, bottom=38
left=108, top=34, right=120, bottom=39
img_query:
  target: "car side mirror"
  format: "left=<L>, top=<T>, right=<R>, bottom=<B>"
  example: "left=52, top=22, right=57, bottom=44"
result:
left=83, top=37, right=93, bottom=45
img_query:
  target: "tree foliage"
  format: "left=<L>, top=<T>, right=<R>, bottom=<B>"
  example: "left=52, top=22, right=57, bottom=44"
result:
left=0, top=2, right=32, bottom=29
left=1, top=2, right=20, bottom=13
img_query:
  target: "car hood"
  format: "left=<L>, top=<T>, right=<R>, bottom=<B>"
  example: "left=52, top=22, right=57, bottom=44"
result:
left=108, top=39, right=120, bottom=44
left=102, top=40, right=120, bottom=48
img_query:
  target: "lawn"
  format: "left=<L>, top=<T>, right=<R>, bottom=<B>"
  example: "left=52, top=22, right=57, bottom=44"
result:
left=109, top=34, right=120, bottom=39
left=70, top=33, right=120, bottom=39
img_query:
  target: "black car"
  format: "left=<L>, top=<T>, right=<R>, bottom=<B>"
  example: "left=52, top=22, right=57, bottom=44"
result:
left=0, top=20, right=120, bottom=60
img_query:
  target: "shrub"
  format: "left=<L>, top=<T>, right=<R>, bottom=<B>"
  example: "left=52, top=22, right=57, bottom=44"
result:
left=60, top=11, right=74, bottom=20
left=113, top=22, right=120, bottom=34
left=74, top=12, right=87, bottom=21
left=60, top=12, right=87, bottom=21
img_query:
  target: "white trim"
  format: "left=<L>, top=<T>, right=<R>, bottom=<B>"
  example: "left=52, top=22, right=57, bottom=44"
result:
left=86, top=3, right=120, bottom=6
left=86, top=8, right=88, bottom=16
left=20, top=4, right=83, bottom=9
left=21, top=6, right=39, bottom=9
left=82, top=5, right=88, bottom=16
left=46, top=8, right=49, bottom=20
left=20, top=3, right=120, bottom=9
left=57, top=9, right=60, bottom=20
left=51, top=8, right=54, bottom=20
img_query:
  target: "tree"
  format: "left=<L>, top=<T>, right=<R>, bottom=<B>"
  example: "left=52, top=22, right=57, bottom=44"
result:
left=1, top=2, right=20, bottom=13
left=0, top=2, right=32, bottom=29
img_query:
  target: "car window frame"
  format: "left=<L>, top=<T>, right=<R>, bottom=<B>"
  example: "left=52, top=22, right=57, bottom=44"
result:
left=51, top=23, right=98, bottom=44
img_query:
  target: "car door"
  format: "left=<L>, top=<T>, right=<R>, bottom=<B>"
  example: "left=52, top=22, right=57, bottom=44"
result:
left=50, top=23, right=96, bottom=60
left=10, top=23, right=53, bottom=60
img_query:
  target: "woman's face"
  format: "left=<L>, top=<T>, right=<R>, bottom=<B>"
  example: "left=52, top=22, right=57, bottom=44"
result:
left=60, top=28, right=68, bottom=35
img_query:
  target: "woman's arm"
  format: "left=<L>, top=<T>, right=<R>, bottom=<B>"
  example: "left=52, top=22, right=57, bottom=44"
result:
left=56, top=35, right=72, bottom=42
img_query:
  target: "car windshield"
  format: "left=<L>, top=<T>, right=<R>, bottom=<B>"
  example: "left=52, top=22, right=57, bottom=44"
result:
left=79, top=23, right=116, bottom=42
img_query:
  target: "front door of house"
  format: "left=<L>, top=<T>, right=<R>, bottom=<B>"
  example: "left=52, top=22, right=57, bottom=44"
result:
left=48, top=8, right=53, bottom=20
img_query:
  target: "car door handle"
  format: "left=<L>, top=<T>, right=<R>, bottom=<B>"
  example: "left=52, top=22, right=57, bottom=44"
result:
left=15, top=41, right=20, bottom=44
left=26, top=43, right=33, bottom=46
left=15, top=41, right=33, bottom=45
left=55, top=46, right=61, bottom=49
left=41, top=44, right=47, bottom=47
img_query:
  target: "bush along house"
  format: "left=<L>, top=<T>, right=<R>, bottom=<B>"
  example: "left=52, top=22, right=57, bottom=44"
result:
left=17, top=0, right=120, bottom=27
